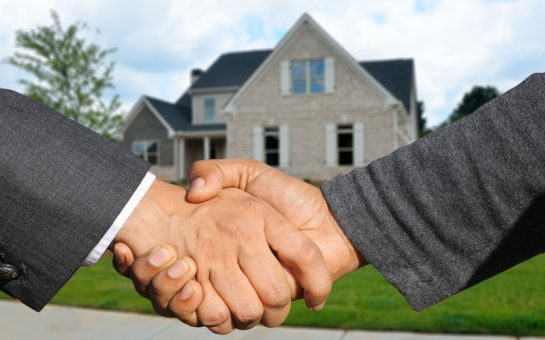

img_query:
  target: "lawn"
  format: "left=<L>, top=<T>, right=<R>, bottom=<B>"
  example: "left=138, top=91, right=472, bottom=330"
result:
left=2, top=253, right=545, bottom=336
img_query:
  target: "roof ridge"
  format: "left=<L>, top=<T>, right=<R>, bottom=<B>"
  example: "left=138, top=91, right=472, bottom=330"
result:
left=219, top=48, right=273, bottom=57
left=359, top=58, right=414, bottom=63
left=143, top=95, right=175, bottom=105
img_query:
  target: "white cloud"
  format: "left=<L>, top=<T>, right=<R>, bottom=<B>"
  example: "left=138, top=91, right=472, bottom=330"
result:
left=1, top=0, right=544, bottom=125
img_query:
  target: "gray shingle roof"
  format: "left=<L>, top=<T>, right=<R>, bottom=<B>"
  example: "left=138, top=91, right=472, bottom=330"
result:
left=145, top=96, right=225, bottom=132
left=152, top=51, right=415, bottom=133
left=360, top=59, right=414, bottom=113
left=190, top=50, right=272, bottom=90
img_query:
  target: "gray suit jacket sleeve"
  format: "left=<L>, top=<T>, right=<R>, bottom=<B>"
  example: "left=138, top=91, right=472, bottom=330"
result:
left=321, top=73, right=545, bottom=311
left=0, top=89, right=150, bottom=311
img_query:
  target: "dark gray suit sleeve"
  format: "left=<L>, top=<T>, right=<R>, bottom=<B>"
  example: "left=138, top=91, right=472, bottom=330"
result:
left=0, top=89, right=150, bottom=311
left=321, top=73, right=545, bottom=311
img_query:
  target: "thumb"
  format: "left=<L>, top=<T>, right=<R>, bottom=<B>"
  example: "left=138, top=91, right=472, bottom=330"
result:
left=113, top=242, right=135, bottom=278
left=187, top=159, right=266, bottom=203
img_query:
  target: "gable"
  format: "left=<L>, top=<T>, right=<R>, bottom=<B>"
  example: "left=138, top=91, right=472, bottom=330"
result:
left=123, top=103, right=171, bottom=139
left=225, top=14, right=399, bottom=113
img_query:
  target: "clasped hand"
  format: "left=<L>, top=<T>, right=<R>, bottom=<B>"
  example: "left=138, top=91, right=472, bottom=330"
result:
left=113, top=160, right=364, bottom=334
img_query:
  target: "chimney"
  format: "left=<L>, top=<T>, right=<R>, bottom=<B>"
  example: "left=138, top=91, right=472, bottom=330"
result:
left=191, top=68, right=203, bottom=85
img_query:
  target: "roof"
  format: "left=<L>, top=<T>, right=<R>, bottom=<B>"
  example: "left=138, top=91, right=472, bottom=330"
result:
left=190, top=50, right=272, bottom=90
left=145, top=96, right=225, bottom=132
left=147, top=53, right=414, bottom=133
left=186, top=50, right=414, bottom=111
left=360, top=59, right=414, bottom=113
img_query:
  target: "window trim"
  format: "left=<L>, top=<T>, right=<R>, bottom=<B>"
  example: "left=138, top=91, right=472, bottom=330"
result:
left=290, top=58, right=325, bottom=95
left=132, top=139, right=160, bottom=165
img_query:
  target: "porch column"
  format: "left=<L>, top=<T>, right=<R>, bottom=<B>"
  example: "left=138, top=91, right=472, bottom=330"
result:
left=203, top=136, right=210, bottom=160
left=175, top=138, right=185, bottom=180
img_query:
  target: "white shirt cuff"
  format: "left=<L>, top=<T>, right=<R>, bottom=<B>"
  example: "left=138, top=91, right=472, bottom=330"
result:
left=82, top=172, right=156, bottom=266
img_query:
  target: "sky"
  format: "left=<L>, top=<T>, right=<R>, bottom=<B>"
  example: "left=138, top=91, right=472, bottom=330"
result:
left=0, top=0, right=543, bottom=126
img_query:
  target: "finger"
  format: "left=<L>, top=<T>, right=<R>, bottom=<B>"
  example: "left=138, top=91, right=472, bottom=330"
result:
left=113, top=242, right=135, bottom=277
left=130, top=245, right=177, bottom=298
left=238, top=239, right=291, bottom=327
left=149, top=257, right=197, bottom=316
left=187, top=159, right=268, bottom=203
left=265, top=221, right=332, bottom=310
left=169, top=280, right=204, bottom=327
left=209, top=264, right=264, bottom=330
left=197, top=278, right=234, bottom=334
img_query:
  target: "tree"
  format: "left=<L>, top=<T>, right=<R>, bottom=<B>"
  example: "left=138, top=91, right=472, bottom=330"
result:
left=417, top=100, right=432, bottom=137
left=6, top=11, right=122, bottom=139
left=448, top=85, right=500, bottom=124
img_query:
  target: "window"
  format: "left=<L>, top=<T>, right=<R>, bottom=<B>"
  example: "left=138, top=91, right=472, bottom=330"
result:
left=290, top=59, right=324, bottom=94
left=264, top=127, right=279, bottom=166
left=337, top=125, right=353, bottom=165
left=204, top=98, right=215, bottom=121
left=132, top=140, right=159, bottom=165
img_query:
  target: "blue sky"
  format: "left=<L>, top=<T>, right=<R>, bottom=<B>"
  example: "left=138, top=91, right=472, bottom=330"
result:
left=0, top=0, right=543, bottom=126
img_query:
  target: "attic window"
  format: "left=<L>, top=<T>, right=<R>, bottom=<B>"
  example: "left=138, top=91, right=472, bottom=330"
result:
left=204, top=98, right=215, bottom=121
left=291, top=59, right=324, bottom=94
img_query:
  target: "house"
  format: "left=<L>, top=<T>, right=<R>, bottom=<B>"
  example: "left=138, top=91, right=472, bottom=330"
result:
left=121, top=14, right=418, bottom=181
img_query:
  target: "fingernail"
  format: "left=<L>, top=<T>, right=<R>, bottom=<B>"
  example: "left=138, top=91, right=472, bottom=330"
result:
left=167, top=259, right=188, bottom=279
left=190, top=177, right=205, bottom=192
left=148, top=247, right=172, bottom=267
left=310, top=302, right=326, bottom=311
left=178, top=283, right=194, bottom=301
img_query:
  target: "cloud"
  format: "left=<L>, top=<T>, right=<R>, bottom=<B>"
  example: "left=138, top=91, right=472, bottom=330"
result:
left=1, top=0, right=543, bottom=125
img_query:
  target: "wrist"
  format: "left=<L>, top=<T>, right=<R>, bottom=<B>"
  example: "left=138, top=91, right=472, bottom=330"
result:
left=115, top=179, right=188, bottom=257
left=326, top=211, right=366, bottom=280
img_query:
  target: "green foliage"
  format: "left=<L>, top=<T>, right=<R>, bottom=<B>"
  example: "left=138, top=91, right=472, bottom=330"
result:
left=6, top=10, right=122, bottom=139
left=448, top=85, right=500, bottom=124
left=417, top=100, right=432, bottom=137
left=3, top=254, right=545, bottom=335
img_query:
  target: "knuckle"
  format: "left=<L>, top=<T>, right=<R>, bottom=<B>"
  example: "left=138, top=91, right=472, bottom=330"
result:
left=209, top=325, right=234, bottom=335
left=310, top=279, right=333, bottom=299
left=201, top=309, right=230, bottom=326
left=235, top=304, right=263, bottom=325
left=296, top=241, right=321, bottom=266
left=261, top=283, right=291, bottom=309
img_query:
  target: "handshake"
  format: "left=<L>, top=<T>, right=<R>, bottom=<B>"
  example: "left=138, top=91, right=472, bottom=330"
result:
left=112, top=159, right=364, bottom=334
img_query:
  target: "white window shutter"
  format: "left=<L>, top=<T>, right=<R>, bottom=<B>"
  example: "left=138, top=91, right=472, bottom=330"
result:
left=253, top=126, right=264, bottom=161
left=325, top=123, right=336, bottom=167
left=354, top=123, right=365, bottom=167
left=325, top=58, right=335, bottom=93
left=280, top=125, right=289, bottom=168
left=280, top=61, right=290, bottom=95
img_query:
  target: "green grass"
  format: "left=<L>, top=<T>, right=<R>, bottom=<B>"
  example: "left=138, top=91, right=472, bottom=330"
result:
left=2, top=254, right=545, bottom=336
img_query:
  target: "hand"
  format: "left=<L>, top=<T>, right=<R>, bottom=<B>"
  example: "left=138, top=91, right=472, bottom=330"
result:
left=113, top=243, right=203, bottom=325
left=113, top=179, right=332, bottom=334
left=113, top=159, right=365, bottom=330
left=186, top=159, right=366, bottom=281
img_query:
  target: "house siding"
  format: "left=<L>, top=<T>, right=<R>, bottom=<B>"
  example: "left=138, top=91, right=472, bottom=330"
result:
left=192, top=92, right=235, bottom=124
left=228, top=21, right=397, bottom=180
left=122, top=106, right=174, bottom=166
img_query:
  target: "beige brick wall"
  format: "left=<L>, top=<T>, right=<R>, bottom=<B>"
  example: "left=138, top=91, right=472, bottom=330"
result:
left=227, top=21, right=400, bottom=180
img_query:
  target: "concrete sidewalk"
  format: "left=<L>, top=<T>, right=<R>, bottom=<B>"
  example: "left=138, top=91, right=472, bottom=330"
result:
left=0, top=300, right=541, bottom=340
